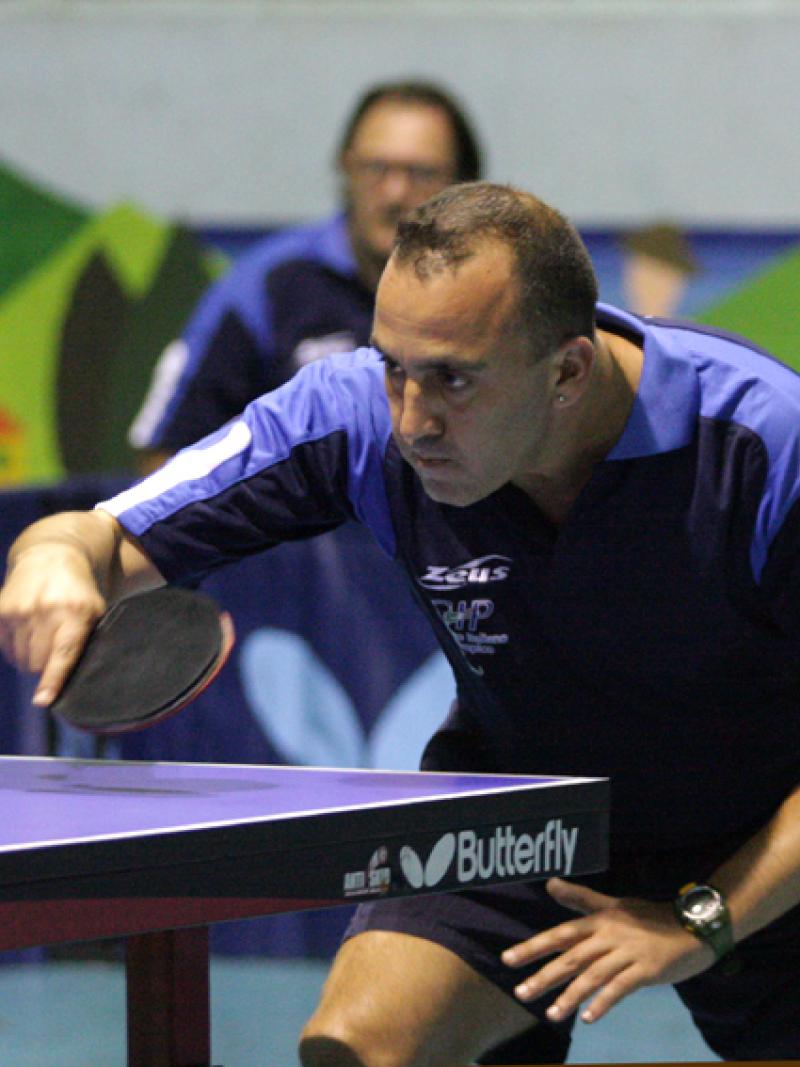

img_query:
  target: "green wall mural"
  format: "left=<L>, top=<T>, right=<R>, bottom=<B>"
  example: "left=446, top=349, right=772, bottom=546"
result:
left=1, top=159, right=799, bottom=487
left=696, top=245, right=800, bottom=374
left=0, top=161, right=224, bottom=485
left=0, top=162, right=89, bottom=299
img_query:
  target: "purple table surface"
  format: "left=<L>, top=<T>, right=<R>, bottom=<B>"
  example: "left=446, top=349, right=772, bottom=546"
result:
left=0, top=756, right=597, bottom=852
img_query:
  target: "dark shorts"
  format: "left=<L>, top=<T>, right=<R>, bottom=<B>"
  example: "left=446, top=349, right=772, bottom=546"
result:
left=344, top=856, right=800, bottom=1063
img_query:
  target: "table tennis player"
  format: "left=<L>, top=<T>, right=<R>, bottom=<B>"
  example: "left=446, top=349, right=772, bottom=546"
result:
left=3, top=182, right=800, bottom=1065
left=128, top=79, right=482, bottom=474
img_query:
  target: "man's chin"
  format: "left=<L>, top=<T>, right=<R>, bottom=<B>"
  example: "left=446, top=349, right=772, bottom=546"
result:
left=397, top=446, right=489, bottom=506
left=419, top=475, right=482, bottom=508
left=364, top=224, right=398, bottom=263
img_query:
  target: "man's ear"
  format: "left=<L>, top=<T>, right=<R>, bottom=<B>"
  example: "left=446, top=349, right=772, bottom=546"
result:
left=552, top=335, right=595, bottom=403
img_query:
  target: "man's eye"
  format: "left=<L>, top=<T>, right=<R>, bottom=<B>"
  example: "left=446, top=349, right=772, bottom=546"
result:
left=383, top=361, right=405, bottom=383
left=364, top=161, right=390, bottom=180
left=440, top=372, right=470, bottom=392
left=407, top=165, right=444, bottom=185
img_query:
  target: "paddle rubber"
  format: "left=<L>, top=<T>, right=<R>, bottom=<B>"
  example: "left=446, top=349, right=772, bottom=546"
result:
left=50, top=586, right=235, bottom=735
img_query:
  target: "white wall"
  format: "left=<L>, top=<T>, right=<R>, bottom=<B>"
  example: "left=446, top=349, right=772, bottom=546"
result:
left=2, top=0, right=799, bottom=226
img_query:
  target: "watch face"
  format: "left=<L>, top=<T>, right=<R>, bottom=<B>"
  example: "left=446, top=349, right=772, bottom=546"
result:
left=677, top=883, right=734, bottom=964
left=683, top=886, right=722, bottom=924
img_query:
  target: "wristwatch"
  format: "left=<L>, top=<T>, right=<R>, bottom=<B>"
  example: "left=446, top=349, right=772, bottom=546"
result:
left=674, top=882, right=736, bottom=965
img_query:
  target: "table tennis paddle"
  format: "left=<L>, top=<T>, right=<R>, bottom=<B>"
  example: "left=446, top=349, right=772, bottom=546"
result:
left=49, top=586, right=235, bottom=735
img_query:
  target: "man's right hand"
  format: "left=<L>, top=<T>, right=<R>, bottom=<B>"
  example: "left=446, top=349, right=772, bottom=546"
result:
left=0, top=541, right=107, bottom=707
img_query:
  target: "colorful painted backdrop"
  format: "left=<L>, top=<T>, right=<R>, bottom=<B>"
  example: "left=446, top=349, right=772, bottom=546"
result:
left=2, top=158, right=800, bottom=487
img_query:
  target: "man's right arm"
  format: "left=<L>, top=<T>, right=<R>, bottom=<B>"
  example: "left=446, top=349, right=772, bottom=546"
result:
left=0, top=509, right=163, bottom=706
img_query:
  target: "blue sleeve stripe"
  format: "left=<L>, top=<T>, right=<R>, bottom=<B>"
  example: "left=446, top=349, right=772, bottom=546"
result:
left=97, top=419, right=255, bottom=530
left=100, top=350, right=398, bottom=558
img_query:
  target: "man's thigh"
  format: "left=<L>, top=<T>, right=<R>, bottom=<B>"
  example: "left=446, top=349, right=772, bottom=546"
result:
left=299, top=929, right=535, bottom=1067
left=300, top=883, right=578, bottom=1067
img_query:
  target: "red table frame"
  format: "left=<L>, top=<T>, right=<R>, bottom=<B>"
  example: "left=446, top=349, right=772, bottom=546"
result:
left=0, top=894, right=333, bottom=1067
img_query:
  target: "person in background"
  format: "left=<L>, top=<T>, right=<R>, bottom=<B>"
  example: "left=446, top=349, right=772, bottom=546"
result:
left=620, top=222, right=700, bottom=318
left=129, top=80, right=482, bottom=472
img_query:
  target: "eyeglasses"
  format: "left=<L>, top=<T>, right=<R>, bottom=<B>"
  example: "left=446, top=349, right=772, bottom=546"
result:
left=346, top=155, right=455, bottom=191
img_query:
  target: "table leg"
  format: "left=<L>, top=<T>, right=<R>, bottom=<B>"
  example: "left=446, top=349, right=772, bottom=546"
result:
left=126, top=926, right=212, bottom=1067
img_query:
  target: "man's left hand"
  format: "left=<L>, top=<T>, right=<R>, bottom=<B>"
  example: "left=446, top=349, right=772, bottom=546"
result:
left=501, top=877, right=715, bottom=1024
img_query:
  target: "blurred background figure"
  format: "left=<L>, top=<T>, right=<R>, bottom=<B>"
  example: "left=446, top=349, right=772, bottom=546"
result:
left=128, top=80, right=483, bottom=472
left=620, top=222, right=701, bottom=318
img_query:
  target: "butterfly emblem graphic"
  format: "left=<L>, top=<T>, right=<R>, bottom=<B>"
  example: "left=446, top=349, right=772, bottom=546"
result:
left=399, top=834, right=457, bottom=889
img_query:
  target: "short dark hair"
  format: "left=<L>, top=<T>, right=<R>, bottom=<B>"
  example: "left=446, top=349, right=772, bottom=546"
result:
left=393, top=182, right=598, bottom=358
left=337, top=80, right=483, bottom=183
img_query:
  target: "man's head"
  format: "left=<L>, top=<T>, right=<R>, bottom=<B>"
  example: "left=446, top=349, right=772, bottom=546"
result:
left=392, top=182, right=597, bottom=361
left=372, top=183, right=599, bottom=506
left=338, top=81, right=482, bottom=288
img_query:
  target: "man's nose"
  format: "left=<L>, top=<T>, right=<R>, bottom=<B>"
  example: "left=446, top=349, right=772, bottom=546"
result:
left=380, top=167, right=416, bottom=202
left=397, top=379, right=442, bottom=442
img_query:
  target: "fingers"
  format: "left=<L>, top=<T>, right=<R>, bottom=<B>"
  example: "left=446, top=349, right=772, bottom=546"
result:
left=1, top=607, right=98, bottom=705
left=32, top=619, right=94, bottom=706
left=506, top=917, right=651, bottom=1026
left=502, top=880, right=620, bottom=969
left=502, top=916, right=589, bottom=969
left=512, top=941, right=637, bottom=1023
left=508, top=927, right=604, bottom=1003
left=546, top=877, right=618, bottom=914
left=501, top=895, right=709, bottom=1027
left=0, top=567, right=105, bottom=704
left=576, top=967, right=640, bottom=1024
left=546, top=956, right=640, bottom=1024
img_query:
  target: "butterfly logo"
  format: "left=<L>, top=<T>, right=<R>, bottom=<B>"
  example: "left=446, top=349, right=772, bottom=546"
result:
left=238, top=628, right=455, bottom=770
left=399, top=834, right=457, bottom=889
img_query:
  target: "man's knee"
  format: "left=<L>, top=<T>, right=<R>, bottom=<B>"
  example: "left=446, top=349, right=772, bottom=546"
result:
left=298, top=1014, right=391, bottom=1067
left=298, top=1034, right=363, bottom=1067
left=298, top=1028, right=371, bottom=1062
left=298, top=952, right=422, bottom=1067
left=297, top=929, right=534, bottom=1067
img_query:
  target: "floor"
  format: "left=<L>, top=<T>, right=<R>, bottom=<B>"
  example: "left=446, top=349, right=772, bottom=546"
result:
left=0, top=953, right=719, bottom=1066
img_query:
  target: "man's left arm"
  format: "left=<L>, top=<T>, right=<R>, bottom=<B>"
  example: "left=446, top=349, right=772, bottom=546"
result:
left=502, top=783, right=800, bottom=1023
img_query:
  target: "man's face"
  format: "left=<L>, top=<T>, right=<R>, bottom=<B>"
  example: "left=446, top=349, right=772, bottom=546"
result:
left=372, top=243, right=558, bottom=507
left=342, top=101, right=459, bottom=275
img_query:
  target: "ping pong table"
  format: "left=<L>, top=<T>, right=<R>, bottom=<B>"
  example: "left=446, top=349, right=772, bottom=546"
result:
left=0, top=755, right=608, bottom=1067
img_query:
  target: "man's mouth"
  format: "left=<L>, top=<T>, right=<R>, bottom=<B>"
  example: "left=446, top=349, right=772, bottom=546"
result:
left=380, top=208, right=405, bottom=227
left=412, top=453, right=450, bottom=469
